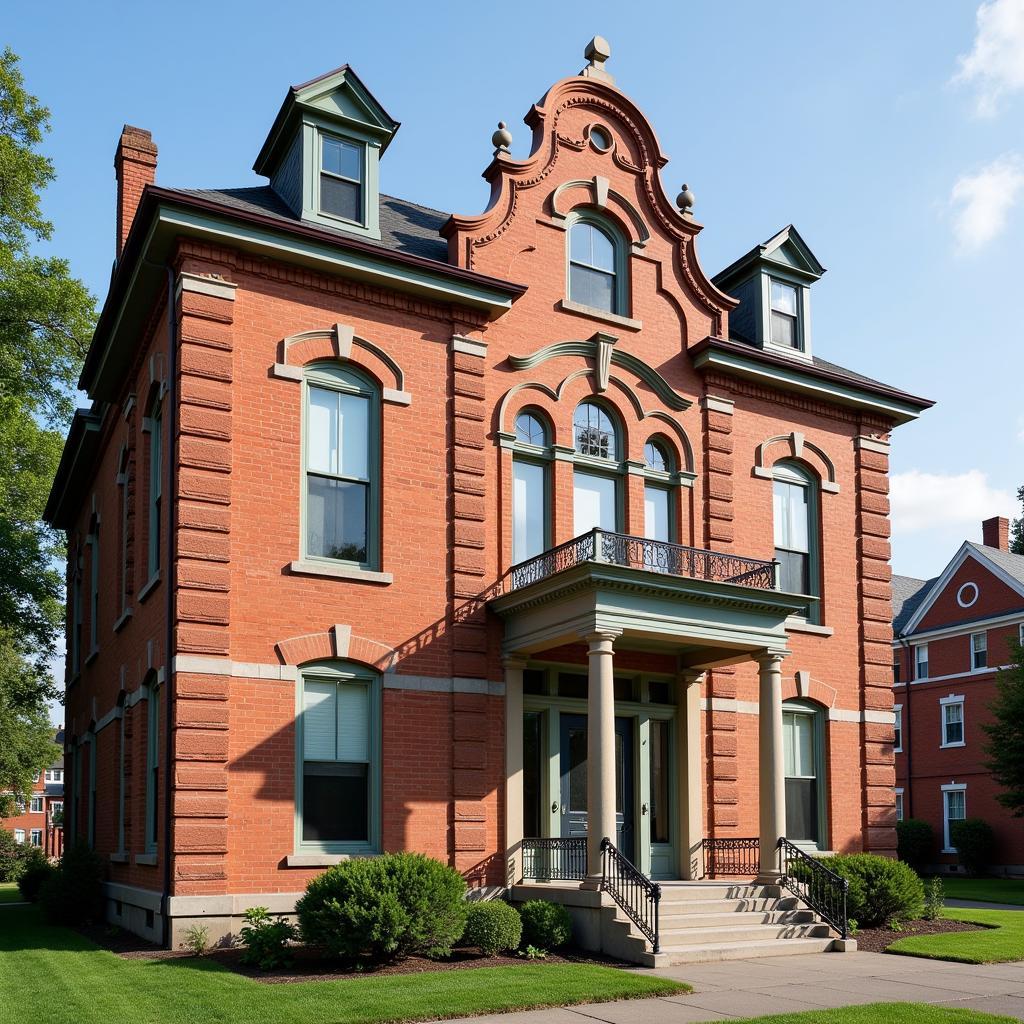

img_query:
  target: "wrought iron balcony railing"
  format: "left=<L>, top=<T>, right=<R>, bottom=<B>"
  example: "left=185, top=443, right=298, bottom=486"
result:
left=505, top=529, right=778, bottom=594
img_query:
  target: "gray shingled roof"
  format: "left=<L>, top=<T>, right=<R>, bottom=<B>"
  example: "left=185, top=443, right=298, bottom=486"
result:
left=892, top=573, right=935, bottom=635
left=172, top=187, right=450, bottom=263
left=968, top=542, right=1024, bottom=587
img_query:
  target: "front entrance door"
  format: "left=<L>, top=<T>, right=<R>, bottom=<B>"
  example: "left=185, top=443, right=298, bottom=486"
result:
left=559, top=713, right=635, bottom=858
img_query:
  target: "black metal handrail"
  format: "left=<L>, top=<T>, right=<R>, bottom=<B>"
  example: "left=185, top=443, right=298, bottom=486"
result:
left=521, top=837, right=587, bottom=881
left=505, top=529, right=777, bottom=594
left=703, top=837, right=760, bottom=878
left=600, top=836, right=662, bottom=953
left=778, top=837, right=848, bottom=940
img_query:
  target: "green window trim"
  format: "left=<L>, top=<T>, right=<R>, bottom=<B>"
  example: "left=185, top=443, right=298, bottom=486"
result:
left=117, top=447, right=130, bottom=615
left=70, top=554, right=83, bottom=676
left=144, top=403, right=163, bottom=582
left=782, top=699, right=829, bottom=851
left=87, top=735, right=96, bottom=849
left=772, top=460, right=822, bottom=625
left=565, top=211, right=630, bottom=318
left=145, top=681, right=160, bottom=853
left=302, top=362, right=381, bottom=571
left=511, top=409, right=553, bottom=564
left=87, top=523, right=100, bottom=654
left=317, top=129, right=367, bottom=228
left=294, top=660, right=382, bottom=855
left=572, top=400, right=626, bottom=535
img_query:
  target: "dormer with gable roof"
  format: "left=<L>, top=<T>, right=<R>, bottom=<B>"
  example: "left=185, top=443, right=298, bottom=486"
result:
left=713, top=225, right=826, bottom=362
left=253, top=64, right=400, bottom=241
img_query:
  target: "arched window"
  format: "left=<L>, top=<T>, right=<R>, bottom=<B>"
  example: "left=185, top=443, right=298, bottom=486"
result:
left=297, top=660, right=381, bottom=853
left=116, top=447, right=130, bottom=616
left=512, top=410, right=550, bottom=562
left=772, top=462, right=820, bottom=622
left=573, top=401, right=622, bottom=534
left=643, top=439, right=673, bottom=544
left=569, top=219, right=619, bottom=314
left=145, top=397, right=162, bottom=583
left=305, top=364, right=378, bottom=568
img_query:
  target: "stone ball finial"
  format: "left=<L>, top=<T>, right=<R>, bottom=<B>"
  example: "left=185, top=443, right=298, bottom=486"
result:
left=676, top=183, right=695, bottom=214
left=492, top=121, right=513, bottom=156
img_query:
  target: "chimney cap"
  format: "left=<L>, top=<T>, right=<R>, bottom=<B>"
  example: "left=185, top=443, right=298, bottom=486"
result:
left=116, top=124, right=158, bottom=158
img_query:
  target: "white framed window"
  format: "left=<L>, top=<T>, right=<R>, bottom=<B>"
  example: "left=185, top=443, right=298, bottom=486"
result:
left=942, top=783, right=967, bottom=852
left=30, top=829, right=42, bottom=847
left=914, top=643, right=929, bottom=680
left=511, top=411, right=550, bottom=563
left=45, top=769, right=63, bottom=784
left=568, top=219, right=621, bottom=314
left=13, top=829, right=24, bottom=843
left=319, top=133, right=365, bottom=224
left=940, top=695, right=965, bottom=748
left=895, top=788, right=904, bottom=822
left=893, top=705, right=903, bottom=752
left=572, top=401, right=622, bottom=535
left=971, top=632, right=987, bottom=670
left=29, top=796, right=43, bottom=813
left=50, top=800, right=62, bottom=820
left=769, top=278, right=801, bottom=349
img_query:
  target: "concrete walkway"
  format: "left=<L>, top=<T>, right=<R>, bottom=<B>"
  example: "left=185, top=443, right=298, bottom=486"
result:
left=450, top=952, right=1024, bottom=1023
left=947, top=898, right=1024, bottom=911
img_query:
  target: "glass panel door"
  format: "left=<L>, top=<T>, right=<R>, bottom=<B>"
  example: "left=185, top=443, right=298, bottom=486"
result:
left=783, top=710, right=819, bottom=843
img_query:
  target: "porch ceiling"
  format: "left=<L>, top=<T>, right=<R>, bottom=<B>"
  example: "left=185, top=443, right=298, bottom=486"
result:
left=490, top=562, right=807, bottom=666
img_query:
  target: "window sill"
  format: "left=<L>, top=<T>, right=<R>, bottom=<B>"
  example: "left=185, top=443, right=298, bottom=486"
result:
left=940, top=741, right=966, bottom=749
left=785, top=618, right=834, bottom=637
left=135, top=852, right=158, bottom=866
left=286, top=852, right=381, bottom=868
left=110, top=851, right=129, bottom=864
left=138, top=573, right=161, bottom=604
left=113, top=608, right=133, bottom=633
left=557, top=299, right=642, bottom=332
left=289, top=561, right=392, bottom=585
left=85, top=648, right=99, bottom=667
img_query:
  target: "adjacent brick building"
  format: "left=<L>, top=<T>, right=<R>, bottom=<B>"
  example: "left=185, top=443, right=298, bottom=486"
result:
left=45, top=42, right=931, bottom=947
left=893, top=516, right=1024, bottom=873
left=3, top=731, right=65, bottom=858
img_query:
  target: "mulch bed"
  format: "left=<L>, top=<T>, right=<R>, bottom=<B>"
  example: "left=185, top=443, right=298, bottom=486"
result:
left=854, top=917, right=988, bottom=954
left=76, top=923, right=628, bottom=984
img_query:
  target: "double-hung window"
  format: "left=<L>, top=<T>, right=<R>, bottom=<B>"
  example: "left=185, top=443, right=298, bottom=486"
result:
left=971, top=632, right=987, bottom=670
left=298, top=665, right=379, bottom=850
left=914, top=644, right=929, bottom=680
left=569, top=220, right=619, bottom=314
left=29, top=796, right=43, bottom=814
left=14, top=829, right=24, bottom=843
left=572, top=402, right=621, bottom=535
left=70, top=555, right=83, bottom=675
left=773, top=462, right=820, bottom=621
left=117, top=447, right=130, bottom=614
left=943, top=785, right=966, bottom=852
left=511, top=411, right=549, bottom=563
left=30, top=829, right=41, bottom=846
left=895, top=788, right=904, bottom=822
left=305, top=365, right=377, bottom=567
left=941, top=696, right=965, bottom=747
left=893, top=705, right=903, bottom=752
left=643, top=440, right=672, bottom=543
left=88, top=522, right=100, bottom=654
left=147, top=402, right=162, bottom=581
left=320, top=134, right=365, bottom=224
left=769, top=279, right=800, bottom=349
left=145, top=684, right=160, bottom=852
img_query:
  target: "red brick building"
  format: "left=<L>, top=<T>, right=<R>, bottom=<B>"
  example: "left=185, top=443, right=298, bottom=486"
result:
left=3, top=731, right=65, bottom=858
left=893, top=517, right=1024, bottom=874
left=46, top=43, right=931, bottom=950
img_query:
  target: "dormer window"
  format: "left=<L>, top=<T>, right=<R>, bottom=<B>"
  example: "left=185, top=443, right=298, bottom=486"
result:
left=320, top=135, right=365, bottom=224
left=769, top=280, right=800, bottom=349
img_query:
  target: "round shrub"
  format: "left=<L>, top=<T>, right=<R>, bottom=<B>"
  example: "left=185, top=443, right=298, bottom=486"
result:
left=296, top=852, right=468, bottom=961
left=0, top=829, right=25, bottom=883
left=40, top=841, right=106, bottom=925
left=17, top=848, right=55, bottom=902
left=519, top=899, right=572, bottom=950
left=824, top=853, right=924, bottom=927
left=950, top=818, right=995, bottom=876
left=896, top=818, right=934, bottom=872
left=462, top=900, right=522, bottom=956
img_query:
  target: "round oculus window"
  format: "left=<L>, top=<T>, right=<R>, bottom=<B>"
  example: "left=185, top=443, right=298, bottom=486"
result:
left=588, top=125, right=612, bottom=151
left=957, top=582, right=979, bottom=608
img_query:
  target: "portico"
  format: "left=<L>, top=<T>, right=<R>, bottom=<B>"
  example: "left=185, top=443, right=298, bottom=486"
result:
left=492, top=529, right=807, bottom=888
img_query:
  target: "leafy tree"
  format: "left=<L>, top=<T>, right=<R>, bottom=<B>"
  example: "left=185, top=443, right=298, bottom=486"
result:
left=983, top=641, right=1024, bottom=816
left=1010, top=485, right=1024, bottom=555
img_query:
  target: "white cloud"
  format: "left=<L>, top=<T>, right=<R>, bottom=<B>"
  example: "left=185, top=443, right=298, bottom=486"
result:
left=953, top=0, right=1024, bottom=117
left=950, top=154, right=1024, bottom=250
left=891, top=469, right=1015, bottom=534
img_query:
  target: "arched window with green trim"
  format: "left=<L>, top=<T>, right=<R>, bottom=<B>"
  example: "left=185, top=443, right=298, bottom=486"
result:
left=643, top=438, right=674, bottom=543
left=573, top=400, right=622, bottom=534
left=567, top=215, right=627, bottom=315
left=772, top=461, right=821, bottom=623
left=304, top=363, right=379, bottom=568
left=512, top=410, right=550, bottom=562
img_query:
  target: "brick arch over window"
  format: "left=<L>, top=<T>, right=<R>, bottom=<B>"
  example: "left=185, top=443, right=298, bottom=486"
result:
left=271, top=323, right=411, bottom=406
left=550, top=177, right=651, bottom=251
left=753, top=431, right=840, bottom=494
left=276, top=626, right=398, bottom=672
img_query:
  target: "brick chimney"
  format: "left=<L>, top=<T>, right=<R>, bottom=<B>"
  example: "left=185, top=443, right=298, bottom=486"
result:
left=114, top=125, right=157, bottom=259
left=982, top=516, right=1009, bottom=551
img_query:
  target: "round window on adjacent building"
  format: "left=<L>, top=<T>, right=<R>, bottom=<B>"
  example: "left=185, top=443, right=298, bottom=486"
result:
left=588, top=125, right=612, bottom=151
left=957, top=582, right=979, bottom=608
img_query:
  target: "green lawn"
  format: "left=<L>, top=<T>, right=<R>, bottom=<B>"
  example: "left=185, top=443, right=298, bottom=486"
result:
left=888, top=907, right=1024, bottom=963
left=733, top=1006, right=1015, bottom=1023
left=0, top=905, right=688, bottom=1024
left=941, top=877, right=1024, bottom=906
left=0, top=880, right=25, bottom=904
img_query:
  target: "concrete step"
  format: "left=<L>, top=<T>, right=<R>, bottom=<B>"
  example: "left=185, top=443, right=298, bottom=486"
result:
left=656, top=909, right=816, bottom=929
left=656, top=896, right=802, bottom=915
left=663, top=936, right=837, bottom=964
left=657, top=922, right=833, bottom=945
left=657, top=883, right=773, bottom=902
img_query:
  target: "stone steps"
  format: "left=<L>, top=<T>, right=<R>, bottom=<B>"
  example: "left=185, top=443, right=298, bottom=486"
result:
left=660, top=936, right=838, bottom=963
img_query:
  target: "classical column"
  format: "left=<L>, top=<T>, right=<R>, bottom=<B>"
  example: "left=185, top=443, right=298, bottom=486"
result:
left=677, top=670, right=706, bottom=880
left=504, top=657, right=526, bottom=885
left=583, top=630, right=620, bottom=888
left=756, top=651, right=788, bottom=883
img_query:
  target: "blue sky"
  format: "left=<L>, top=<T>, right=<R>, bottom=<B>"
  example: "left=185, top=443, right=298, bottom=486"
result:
left=9, top=0, right=1024, bottom=590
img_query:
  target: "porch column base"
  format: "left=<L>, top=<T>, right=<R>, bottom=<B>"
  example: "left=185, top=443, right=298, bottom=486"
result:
left=579, top=877, right=603, bottom=892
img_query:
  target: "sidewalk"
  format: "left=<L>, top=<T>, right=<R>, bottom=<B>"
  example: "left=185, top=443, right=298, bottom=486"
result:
left=448, top=952, right=1024, bottom=1023
left=947, top=898, right=1024, bottom=911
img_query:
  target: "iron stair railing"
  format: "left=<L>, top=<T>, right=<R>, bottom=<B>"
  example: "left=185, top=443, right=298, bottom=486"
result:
left=702, top=837, right=760, bottom=878
left=521, top=837, right=587, bottom=881
left=600, top=836, right=662, bottom=954
left=778, top=837, right=849, bottom=940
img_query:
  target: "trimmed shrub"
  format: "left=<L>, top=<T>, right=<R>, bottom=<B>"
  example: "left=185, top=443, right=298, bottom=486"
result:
left=0, top=829, right=25, bottom=882
left=518, top=899, right=572, bottom=950
left=823, top=853, right=924, bottom=928
left=462, top=900, right=522, bottom=956
left=296, top=852, right=468, bottom=961
left=17, top=848, right=55, bottom=902
left=239, top=907, right=296, bottom=971
left=896, top=818, right=934, bottom=872
left=39, top=841, right=105, bottom=925
left=950, top=818, right=995, bottom=876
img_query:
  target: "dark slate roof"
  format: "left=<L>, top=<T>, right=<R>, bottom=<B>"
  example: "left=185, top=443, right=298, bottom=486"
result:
left=172, top=187, right=450, bottom=263
left=892, top=574, right=935, bottom=635
left=968, top=542, right=1024, bottom=587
